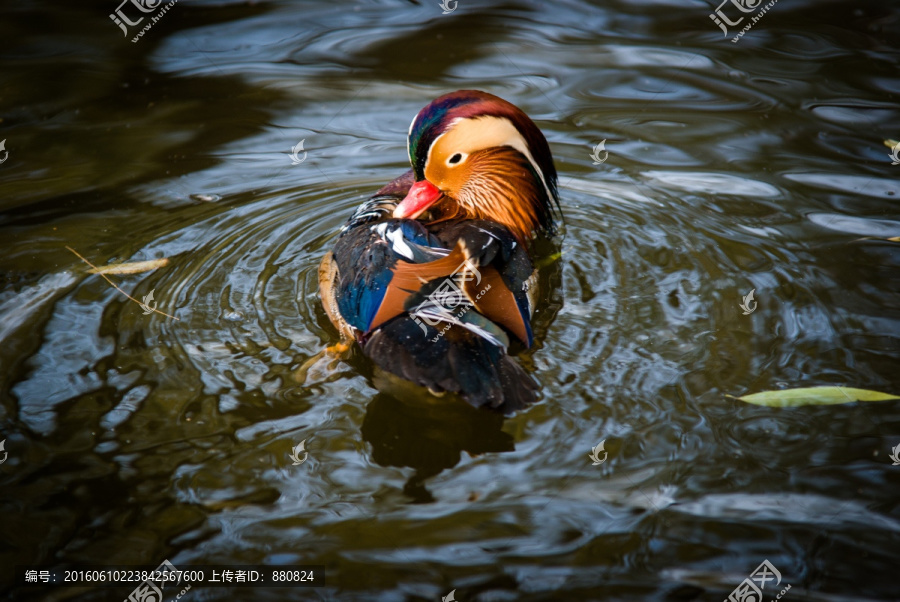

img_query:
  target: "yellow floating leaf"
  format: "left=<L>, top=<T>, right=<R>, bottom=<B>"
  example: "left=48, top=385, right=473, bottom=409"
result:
left=535, top=251, right=563, bottom=269
left=737, top=386, right=899, bottom=407
left=89, top=258, right=170, bottom=275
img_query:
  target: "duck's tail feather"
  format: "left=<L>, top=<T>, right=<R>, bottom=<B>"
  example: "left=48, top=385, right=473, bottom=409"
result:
left=363, top=316, right=539, bottom=414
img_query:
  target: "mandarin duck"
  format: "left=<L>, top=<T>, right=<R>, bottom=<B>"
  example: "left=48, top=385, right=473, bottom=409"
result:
left=318, top=90, right=559, bottom=414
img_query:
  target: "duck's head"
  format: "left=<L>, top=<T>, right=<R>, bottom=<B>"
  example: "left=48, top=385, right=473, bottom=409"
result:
left=393, top=90, right=559, bottom=242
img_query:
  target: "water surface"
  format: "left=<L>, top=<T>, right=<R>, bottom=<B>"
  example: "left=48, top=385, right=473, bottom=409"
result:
left=1, top=0, right=899, bottom=600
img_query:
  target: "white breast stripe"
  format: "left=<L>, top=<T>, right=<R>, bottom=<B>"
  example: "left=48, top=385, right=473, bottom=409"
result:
left=385, top=227, right=414, bottom=260
left=407, top=113, right=418, bottom=165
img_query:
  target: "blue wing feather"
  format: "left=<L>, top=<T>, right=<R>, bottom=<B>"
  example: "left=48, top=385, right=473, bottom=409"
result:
left=333, top=197, right=449, bottom=333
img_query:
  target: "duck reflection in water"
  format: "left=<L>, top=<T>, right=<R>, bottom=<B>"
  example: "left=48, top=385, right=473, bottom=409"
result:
left=361, top=392, right=515, bottom=503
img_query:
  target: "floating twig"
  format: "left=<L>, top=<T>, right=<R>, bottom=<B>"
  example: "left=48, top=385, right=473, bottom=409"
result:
left=66, top=246, right=179, bottom=320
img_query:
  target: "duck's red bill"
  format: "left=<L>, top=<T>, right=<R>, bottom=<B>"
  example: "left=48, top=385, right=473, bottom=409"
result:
left=393, top=180, right=442, bottom=219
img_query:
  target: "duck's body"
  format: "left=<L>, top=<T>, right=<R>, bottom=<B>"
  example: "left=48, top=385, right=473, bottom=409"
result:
left=318, top=90, right=559, bottom=413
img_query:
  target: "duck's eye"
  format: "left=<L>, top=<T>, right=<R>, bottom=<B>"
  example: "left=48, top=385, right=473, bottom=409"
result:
left=447, top=153, right=464, bottom=165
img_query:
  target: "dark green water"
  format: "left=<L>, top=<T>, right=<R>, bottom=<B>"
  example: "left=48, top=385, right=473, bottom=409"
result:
left=1, top=0, right=899, bottom=600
